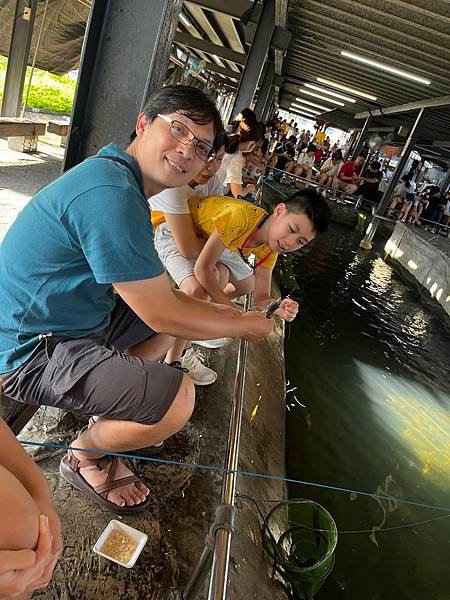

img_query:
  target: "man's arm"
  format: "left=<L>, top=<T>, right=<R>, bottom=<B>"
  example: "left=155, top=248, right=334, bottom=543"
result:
left=193, top=231, right=236, bottom=306
left=114, top=272, right=272, bottom=342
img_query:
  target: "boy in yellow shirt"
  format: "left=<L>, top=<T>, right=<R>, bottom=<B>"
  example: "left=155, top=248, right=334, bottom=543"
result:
left=154, top=189, right=330, bottom=381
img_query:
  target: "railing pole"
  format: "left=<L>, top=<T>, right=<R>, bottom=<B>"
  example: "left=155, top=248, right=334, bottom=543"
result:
left=207, top=294, right=251, bottom=600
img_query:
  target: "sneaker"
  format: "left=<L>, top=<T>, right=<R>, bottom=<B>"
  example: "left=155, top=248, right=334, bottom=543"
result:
left=181, top=348, right=217, bottom=386
left=193, top=338, right=228, bottom=349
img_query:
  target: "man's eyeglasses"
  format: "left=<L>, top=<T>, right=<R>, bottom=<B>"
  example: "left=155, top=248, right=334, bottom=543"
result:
left=157, top=114, right=216, bottom=163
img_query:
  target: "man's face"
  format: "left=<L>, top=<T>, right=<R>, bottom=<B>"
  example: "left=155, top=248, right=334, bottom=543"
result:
left=267, top=204, right=316, bottom=253
left=134, top=111, right=215, bottom=192
left=191, top=145, right=226, bottom=186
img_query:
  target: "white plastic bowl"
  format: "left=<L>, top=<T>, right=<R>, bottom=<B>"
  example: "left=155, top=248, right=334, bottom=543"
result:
left=93, top=519, right=148, bottom=568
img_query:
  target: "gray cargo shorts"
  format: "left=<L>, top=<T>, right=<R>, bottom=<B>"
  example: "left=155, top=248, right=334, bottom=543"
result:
left=1, top=297, right=183, bottom=425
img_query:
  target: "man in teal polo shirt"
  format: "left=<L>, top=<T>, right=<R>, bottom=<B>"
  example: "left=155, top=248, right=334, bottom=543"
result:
left=0, top=85, right=273, bottom=592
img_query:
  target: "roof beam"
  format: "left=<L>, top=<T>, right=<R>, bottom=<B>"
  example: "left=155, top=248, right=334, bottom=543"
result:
left=433, top=141, right=450, bottom=148
left=317, top=0, right=450, bottom=42
left=174, top=44, right=238, bottom=80
left=174, top=31, right=245, bottom=64
left=355, top=96, right=450, bottom=119
left=300, top=0, right=450, bottom=56
left=291, top=26, right=450, bottom=82
left=184, top=3, right=240, bottom=72
left=285, top=54, right=447, bottom=101
left=291, top=10, right=450, bottom=70
left=185, top=0, right=252, bottom=19
left=383, top=0, right=450, bottom=25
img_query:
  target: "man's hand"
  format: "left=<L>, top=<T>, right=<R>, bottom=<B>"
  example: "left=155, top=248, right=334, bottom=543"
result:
left=274, top=298, right=299, bottom=322
left=0, top=515, right=56, bottom=598
left=240, top=311, right=273, bottom=342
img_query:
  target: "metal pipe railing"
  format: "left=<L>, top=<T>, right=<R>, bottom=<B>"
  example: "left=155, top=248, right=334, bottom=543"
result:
left=207, top=293, right=252, bottom=600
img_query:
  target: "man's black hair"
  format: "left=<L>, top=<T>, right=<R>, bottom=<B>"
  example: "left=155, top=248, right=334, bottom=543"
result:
left=370, top=160, right=381, bottom=171
left=306, top=143, right=317, bottom=153
left=130, top=85, right=223, bottom=141
left=283, top=188, right=330, bottom=234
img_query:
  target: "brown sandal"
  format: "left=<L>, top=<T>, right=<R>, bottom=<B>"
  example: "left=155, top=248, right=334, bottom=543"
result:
left=60, top=451, right=150, bottom=514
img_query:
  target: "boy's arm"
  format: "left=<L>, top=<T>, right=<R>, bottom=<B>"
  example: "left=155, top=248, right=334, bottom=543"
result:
left=253, top=266, right=273, bottom=308
left=254, top=267, right=299, bottom=322
left=164, top=213, right=204, bottom=259
left=193, top=231, right=235, bottom=306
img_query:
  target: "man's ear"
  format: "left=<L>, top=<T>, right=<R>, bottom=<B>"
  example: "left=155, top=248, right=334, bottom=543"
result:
left=135, top=112, right=149, bottom=137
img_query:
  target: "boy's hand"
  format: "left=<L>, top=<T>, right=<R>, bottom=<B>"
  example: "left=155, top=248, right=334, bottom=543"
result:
left=240, top=311, right=273, bottom=342
left=274, top=298, right=299, bottom=322
left=0, top=515, right=56, bottom=598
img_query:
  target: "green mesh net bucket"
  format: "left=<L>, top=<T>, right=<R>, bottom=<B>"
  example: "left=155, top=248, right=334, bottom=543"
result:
left=262, top=499, right=338, bottom=599
left=356, top=212, right=367, bottom=233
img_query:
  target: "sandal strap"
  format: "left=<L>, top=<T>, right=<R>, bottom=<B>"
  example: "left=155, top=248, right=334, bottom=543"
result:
left=67, top=450, right=111, bottom=471
left=95, top=474, right=141, bottom=495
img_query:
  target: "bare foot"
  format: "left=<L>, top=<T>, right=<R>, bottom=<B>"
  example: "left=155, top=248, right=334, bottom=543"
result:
left=71, top=449, right=150, bottom=508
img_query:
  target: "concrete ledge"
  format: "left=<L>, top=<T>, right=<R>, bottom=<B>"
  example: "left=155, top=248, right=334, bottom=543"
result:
left=385, top=223, right=450, bottom=316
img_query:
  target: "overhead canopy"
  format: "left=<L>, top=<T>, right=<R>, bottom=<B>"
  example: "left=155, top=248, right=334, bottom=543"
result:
left=279, top=0, right=450, bottom=161
left=0, top=0, right=90, bottom=75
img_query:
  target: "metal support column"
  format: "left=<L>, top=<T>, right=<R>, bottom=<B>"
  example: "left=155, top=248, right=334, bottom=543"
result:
left=440, top=168, right=450, bottom=193
left=63, top=0, right=181, bottom=171
left=262, top=86, right=275, bottom=122
left=254, top=62, right=274, bottom=120
left=1, top=0, right=37, bottom=117
left=230, top=0, right=275, bottom=121
left=350, top=116, right=371, bottom=160
left=360, top=108, right=426, bottom=250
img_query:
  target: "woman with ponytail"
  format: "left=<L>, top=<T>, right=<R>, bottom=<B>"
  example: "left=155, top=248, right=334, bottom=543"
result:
left=221, top=114, right=265, bottom=199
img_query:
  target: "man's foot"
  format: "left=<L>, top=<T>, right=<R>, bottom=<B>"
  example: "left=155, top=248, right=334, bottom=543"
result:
left=193, top=338, right=228, bottom=349
left=181, top=348, right=217, bottom=386
left=69, top=446, right=149, bottom=508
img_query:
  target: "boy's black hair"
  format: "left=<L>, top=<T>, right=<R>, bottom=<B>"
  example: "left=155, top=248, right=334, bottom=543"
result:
left=130, top=85, right=223, bottom=141
left=283, top=188, right=330, bottom=234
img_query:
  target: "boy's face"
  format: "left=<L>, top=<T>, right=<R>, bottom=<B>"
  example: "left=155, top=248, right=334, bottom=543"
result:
left=191, top=145, right=226, bottom=186
left=267, top=204, right=316, bottom=253
left=134, top=111, right=215, bottom=192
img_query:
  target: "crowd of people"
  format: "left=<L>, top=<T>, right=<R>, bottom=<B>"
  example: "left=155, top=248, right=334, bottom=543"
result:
left=0, top=86, right=331, bottom=598
left=262, top=114, right=449, bottom=234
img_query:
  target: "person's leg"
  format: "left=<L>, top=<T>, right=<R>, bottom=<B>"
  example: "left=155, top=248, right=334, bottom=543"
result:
left=331, top=176, right=340, bottom=194
left=164, top=275, right=208, bottom=364
left=70, top=373, right=195, bottom=508
left=0, top=465, right=40, bottom=552
left=0, top=465, right=40, bottom=599
left=224, top=274, right=255, bottom=299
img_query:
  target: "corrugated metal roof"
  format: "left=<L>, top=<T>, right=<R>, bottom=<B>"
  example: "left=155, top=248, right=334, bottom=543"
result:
left=180, top=0, right=450, bottom=158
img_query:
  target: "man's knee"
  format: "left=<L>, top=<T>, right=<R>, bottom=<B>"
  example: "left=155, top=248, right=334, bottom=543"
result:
left=161, top=374, right=195, bottom=434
